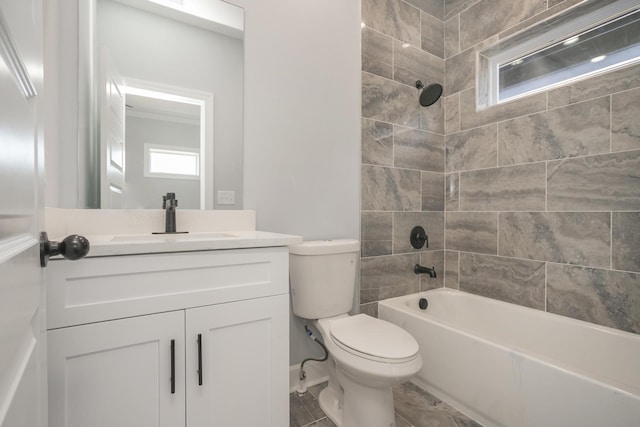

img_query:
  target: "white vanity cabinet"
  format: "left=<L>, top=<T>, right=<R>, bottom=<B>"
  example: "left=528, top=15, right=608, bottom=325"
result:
left=46, top=246, right=290, bottom=427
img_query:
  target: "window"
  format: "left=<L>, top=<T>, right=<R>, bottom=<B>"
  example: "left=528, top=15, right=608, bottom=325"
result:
left=144, top=143, right=200, bottom=180
left=478, top=0, right=640, bottom=109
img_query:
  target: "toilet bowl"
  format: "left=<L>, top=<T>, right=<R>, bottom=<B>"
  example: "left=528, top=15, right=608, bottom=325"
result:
left=289, top=240, right=422, bottom=427
left=314, top=314, right=422, bottom=427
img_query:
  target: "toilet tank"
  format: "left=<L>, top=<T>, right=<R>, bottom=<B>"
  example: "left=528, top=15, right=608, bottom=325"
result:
left=289, top=239, right=360, bottom=320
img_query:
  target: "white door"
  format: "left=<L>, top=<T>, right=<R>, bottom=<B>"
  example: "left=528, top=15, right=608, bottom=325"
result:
left=99, top=50, right=126, bottom=208
left=0, top=0, right=45, bottom=426
left=48, top=311, right=186, bottom=427
left=185, top=295, right=289, bottom=427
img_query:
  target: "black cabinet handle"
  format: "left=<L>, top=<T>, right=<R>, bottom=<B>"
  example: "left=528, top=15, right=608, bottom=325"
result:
left=170, top=339, right=176, bottom=394
left=197, top=334, right=203, bottom=386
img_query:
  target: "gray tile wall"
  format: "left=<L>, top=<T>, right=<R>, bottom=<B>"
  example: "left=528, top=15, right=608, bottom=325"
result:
left=361, top=0, right=446, bottom=316
left=443, top=0, right=640, bottom=334
left=361, top=0, right=640, bottom=335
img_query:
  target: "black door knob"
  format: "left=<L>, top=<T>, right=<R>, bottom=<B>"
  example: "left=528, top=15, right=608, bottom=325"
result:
left=40, top=232, right=90, bottom=267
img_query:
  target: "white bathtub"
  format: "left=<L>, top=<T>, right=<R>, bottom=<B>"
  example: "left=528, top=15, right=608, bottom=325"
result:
left=378, top=288, right=640, bottom=427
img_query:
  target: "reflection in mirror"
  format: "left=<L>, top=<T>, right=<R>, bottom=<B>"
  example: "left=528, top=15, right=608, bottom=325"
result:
left=122, top=88, right=206, bottom=209
left=80, top=0, right=244, bottom=209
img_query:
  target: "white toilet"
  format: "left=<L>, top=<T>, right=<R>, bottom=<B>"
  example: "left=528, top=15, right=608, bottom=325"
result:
left=289, top=239, right=422, bottom=427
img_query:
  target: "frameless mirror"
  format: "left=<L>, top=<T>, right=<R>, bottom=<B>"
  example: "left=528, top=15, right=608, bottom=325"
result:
left=79, top=0, right=244, bottom=209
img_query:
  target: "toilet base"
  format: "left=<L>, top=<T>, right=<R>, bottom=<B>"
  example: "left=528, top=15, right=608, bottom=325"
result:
left=318, top=376, right=397, bottom=427
left=318, top=386, right=342, bottom=426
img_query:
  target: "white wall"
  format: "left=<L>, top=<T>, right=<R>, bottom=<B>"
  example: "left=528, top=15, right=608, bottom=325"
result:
left=230, top=0, right=361, bottom=365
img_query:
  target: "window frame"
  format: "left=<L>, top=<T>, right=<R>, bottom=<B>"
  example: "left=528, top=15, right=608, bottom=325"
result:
left=477, top=0, right=640, bottom=109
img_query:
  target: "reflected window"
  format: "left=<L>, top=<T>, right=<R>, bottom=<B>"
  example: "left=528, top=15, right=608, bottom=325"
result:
left=478, top=0, right=640, bottom=109
left=144, top=144, right=200, bottom=179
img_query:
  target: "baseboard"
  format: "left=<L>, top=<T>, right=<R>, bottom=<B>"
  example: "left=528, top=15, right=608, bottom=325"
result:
left=289, top=361, right=329, bottom=393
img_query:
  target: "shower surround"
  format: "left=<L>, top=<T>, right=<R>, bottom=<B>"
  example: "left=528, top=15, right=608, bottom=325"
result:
left=361, top=0, right=640, bottom=335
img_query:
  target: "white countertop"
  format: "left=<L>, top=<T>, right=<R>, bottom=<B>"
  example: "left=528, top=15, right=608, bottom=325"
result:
left=62, top=230, right=302, bottom=258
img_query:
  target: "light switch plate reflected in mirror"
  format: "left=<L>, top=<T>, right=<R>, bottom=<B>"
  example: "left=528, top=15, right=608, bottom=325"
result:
left=217, top=191, right=235, bottom=205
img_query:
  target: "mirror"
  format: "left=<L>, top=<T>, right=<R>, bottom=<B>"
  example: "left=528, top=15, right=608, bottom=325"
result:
left=79, top=0, right=244, bottom=209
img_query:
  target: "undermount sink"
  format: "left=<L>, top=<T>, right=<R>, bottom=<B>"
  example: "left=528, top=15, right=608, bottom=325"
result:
left=110, top=232, right=239, bottom=242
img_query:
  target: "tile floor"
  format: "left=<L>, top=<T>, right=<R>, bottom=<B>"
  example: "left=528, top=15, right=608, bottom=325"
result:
left=290, top=381, right=482, bottom=427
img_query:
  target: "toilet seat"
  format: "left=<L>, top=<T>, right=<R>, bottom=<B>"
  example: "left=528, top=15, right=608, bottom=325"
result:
left=330, top=314, right=419, bottom=363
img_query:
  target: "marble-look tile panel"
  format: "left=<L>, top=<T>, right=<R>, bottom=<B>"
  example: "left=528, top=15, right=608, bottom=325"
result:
left=459, top=253, right=546, bottom=310
left=444, top=15, right=460, bottom=59
left=499, top=0, right=585, bottom=39
left=393, top=382, right=483, bottom=427
left=394, top=126, right=445, bottom=172
left=459, top=0, right=545, bottom=50
left=444, top=0, right=480, bottom=20
left=362, top=165, right=422, bottom=211
left=394, top=40, right=445, bottom=89
left=306, top=418, right=336, bottom=427
left=362, top=0, right=421, bottom=45
left=362, top=28, right=393, bottom=80
left=420, top=95, right=445, bottom=135
left=363, top=72, right=421, bottom=128
left=422, top=171, right=445, bottom=211
left=362, top=118, right=393, bottom=166
left=445, top=172, right=459, bottom=211
left=446, top=212, right=498, bottom=254
left=359, top=302, right=378, bottom=318
left=446, top=124, right=497, bottom=172
left=290, top=393, right=318, bottom=427
left=361, top=212, right=392, bottom=257
left=547, top=264, right=640, bottom=334
left=406, top=0, right=445, bottom=20
left=499, top=212, right=611, bottom=268
left=547, top=63, right=640, bottom=109
left=420, top=250, right=445, bottom=289
left=395, top=414, right=413, bottom=427
left=445, top=250, right=459, bottom=289
left=498, top=97, right=611, bottom=165
left=548, top=0, right=566, bottom=7
left=361, top=241, right=392, bottom=259
left=444, top=47, right=475, bottom=96
left=444, top=93, right=459, bottom=134
left=547, top=150, right=640, bottom=211
left=459, top=88, right=547, bottom=131
left=360, top=253, right=420, bottom=304
left=421, top=11, right=444, bottom=59
left=612, top=87, right=640, bottom=152
left=613, top=212, right=640, bottom=273
left=393, top=211, right=445, bottom=253
left=459, top=163, right=546, bottom=211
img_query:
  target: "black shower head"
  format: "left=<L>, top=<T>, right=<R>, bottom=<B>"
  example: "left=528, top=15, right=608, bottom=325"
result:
left=415, top=80, right=443, bottom=107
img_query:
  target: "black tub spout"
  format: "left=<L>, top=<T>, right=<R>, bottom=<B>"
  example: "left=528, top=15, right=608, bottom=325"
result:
left=414, top=264, right=437, bottom=278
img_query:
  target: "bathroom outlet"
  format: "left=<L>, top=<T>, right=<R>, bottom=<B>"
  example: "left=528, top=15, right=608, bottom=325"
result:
left=217, top=190, right=235, bottom=205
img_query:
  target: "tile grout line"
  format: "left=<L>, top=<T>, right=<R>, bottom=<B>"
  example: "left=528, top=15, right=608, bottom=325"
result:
left=610, top=211, right=613, bottom=270
left=544, top=262, right=548, bottom=312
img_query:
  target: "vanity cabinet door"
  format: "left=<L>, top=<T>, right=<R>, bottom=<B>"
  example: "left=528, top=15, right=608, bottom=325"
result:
left=185, top=294, right=289, bottom=427
left=48, top=311, right=185, bottom=427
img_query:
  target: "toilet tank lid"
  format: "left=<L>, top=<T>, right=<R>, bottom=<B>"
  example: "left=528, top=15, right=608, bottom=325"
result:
left=289, top=239, right=360, bottom=255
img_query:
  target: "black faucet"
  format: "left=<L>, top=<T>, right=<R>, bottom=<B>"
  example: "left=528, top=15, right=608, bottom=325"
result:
left=414, top=264, right=437, bottom=278
left=163, top=192, right=178, bottom=233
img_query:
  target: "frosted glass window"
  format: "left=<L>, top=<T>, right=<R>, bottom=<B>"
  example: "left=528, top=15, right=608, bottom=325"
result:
left=478, top=0, right=640, bottom=109
left=144, top=144, right=199, bottom=180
